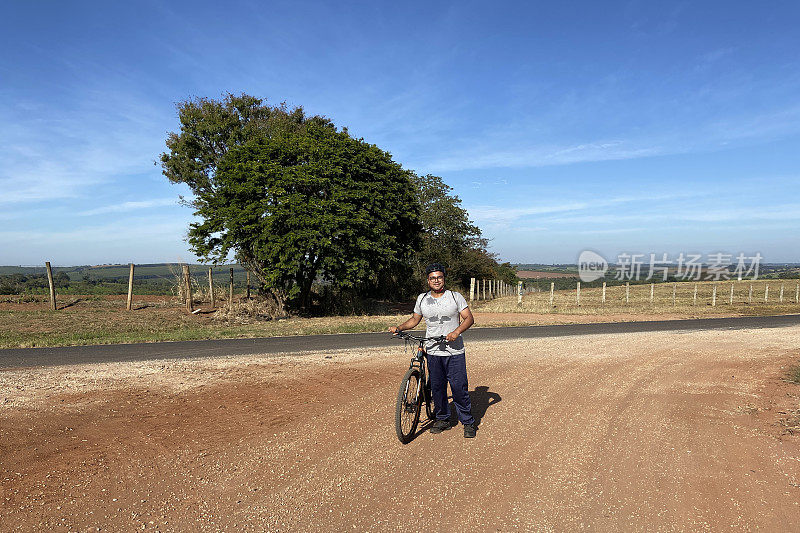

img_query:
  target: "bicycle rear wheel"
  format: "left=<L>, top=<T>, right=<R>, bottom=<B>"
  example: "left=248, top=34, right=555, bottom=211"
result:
left=395, top=367, right=422, bottom=443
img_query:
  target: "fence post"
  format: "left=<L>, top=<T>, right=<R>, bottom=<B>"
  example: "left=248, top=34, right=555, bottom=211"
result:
left=482, top=279, right=486, bottom=300
left=765, top=284, right=769, bottom=303
left=749, top=284, right=753, bottom=304
left=246, top=271, right=251, bottom=299
left=517, top=281, right=522, bottom=305
left=127, top=263, right=134, bottom=310
left=229, top=267, right=234, bottom=304
left=208, top=267, right=214, bottom=308
left=672, top=283, right=676, bottom=306
left=712, top=283, right=717, bottom=307
left=549, top=282, right=554, bottom=307
left=602, top=282, right=607, bottom=304
left=796, top=283, right=799, bottom=304
left=45, top=261, right=56, bottom=311
left=469, top=278, right=475, bottom=302
left=780, top=284, right=784, bottom=303
left=576, top=281, right=581, bottom=306
left=183, top=264, right=193, bottom=312
left=693, top=284, right=698, bottom=306
left=625, top=282, right=630, bottom=304
left=650, top=283, right=654, bottom=304
left=729, top=282, right=734, bottom=305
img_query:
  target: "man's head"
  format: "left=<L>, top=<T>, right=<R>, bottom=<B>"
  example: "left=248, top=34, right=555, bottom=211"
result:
left=425, top=263, right=446, bottom=291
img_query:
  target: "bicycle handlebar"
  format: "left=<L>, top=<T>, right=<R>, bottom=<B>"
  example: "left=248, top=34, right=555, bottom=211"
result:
left=392, top=331, right=446, bottom=343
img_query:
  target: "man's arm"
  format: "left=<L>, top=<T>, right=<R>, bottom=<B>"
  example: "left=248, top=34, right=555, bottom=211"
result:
left=445, top=307, right=474, bottom=342
left=389, top=313, right=422, bottom=334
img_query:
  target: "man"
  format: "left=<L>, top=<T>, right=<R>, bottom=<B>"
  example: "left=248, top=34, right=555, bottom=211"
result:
left=389, top=263, right=477, bottom=438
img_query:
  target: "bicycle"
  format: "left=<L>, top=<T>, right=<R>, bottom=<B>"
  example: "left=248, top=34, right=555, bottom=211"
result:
left=392, top=331, right=446, bottom=443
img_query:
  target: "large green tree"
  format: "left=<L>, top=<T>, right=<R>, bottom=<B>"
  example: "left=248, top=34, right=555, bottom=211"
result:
left=161, top=94, right=420, bottom=314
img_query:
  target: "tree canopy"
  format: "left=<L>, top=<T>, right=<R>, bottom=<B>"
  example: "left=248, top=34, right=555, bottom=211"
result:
left=161, top=93, right=515, bottom=314
left=411, top=173, right=503, bottom=289
left=161, top=94, right=420, bottom=313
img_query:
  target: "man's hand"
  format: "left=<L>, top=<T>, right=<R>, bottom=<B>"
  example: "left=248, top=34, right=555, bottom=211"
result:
left=446, top=330, right=460, bottom=342
left=388, top=326, right=399, bottom=334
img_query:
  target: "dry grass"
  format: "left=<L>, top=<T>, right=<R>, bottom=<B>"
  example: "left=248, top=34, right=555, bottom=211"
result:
left=2, top=279, right=800, bottom=349
left=0, top=296, right=412, bottom=349
left=473, top=279, right=800, bottom=317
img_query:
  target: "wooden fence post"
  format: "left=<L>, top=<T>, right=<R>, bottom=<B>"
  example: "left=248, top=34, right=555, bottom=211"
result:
left=749, top=284, right=753, bottom=304
left=625, top=282, right=630, bottom=304
left=549, top=282, right=555, bottom=307
left=729, top=282, right=734, bottom=305
left=693, top=284, right=698, bottom=306
left=45, top=261, right=56, bottom=311
left=469, top=278, right=475, bottom=302
left=602, top=282, right=606, bottom=304
left=765, top=284, right=769, bottom=303
left=780, top=284, right=784, bottom=303
left=183, top=265, right=193, bottom=312
left=229, top=267, right=234, bottom=304
left=712, top=283, right=717, bottom=307
left=517, top=281, right=522, bottom=305
left=126, top=263, right=134, bottom=310
left=576, top=281, right=581, bottom=306
left=672, top=283, right=676, bottom=306
left=482, top=279, right=486, bottom=300
left=246, top=271, right=251, bottom=299
left=796, top=283, right=799, bottom=304
left=650, top=283, right=654, bottom=304
left=208, top=267, right=214, bottom=308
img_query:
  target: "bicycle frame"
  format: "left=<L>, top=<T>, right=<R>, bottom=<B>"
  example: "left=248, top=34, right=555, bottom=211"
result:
left=407, top=342, right=428, bottom=406
left=394, top=331, right=444, bottom=412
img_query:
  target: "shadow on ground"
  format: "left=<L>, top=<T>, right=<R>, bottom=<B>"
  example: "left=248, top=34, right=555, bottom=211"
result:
left=446, top=385, right=502, bottom=427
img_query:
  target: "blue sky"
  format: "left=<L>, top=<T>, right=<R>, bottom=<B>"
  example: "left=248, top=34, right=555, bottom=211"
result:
left=2, top=1, right=799, bottom=265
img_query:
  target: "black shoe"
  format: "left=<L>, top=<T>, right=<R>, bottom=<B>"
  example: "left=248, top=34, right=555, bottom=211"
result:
left=430, top=419, right=451, bottom=434
left=463, top=424, right=476, bottom=438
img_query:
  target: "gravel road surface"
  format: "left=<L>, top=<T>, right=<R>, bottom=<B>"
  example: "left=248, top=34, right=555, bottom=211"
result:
left=2, top=324, right=799, bottom=530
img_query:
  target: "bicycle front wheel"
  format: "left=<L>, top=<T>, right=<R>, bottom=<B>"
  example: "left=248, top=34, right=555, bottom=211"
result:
left=395, top=367, right=422, bottom=443
left=424, top=382, right=435, bottom=420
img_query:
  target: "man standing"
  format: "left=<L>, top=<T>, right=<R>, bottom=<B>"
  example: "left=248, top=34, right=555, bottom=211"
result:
left=389, top=263, right=477, bottom=438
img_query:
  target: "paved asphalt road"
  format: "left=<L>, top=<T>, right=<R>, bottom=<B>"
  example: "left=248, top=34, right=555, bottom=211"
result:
left=2, top=314, right=800, bottom=369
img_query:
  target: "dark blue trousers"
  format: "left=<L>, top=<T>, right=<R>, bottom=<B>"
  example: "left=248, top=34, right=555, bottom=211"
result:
left=427, top=352, right=475, bottom=425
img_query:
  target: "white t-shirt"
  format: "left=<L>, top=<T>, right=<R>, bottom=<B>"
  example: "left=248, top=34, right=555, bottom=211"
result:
left=413, top=290, right=469, bottom=356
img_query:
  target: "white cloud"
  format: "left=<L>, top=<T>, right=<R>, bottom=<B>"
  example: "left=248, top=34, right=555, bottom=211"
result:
left=425, top=140, right=662, bottom=173
left=0, top=89, right=169, bottom=205
left=78, top=198, right=178, bottom=216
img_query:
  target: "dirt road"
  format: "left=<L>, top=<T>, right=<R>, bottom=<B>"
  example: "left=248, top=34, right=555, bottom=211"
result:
left=2, top=327, right=800, bottom=531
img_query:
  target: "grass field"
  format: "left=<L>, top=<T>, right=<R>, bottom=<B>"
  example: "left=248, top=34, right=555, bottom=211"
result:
left=1, top=279, right=799, bottom=349
left=476, top=279, right=800, bottom=316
